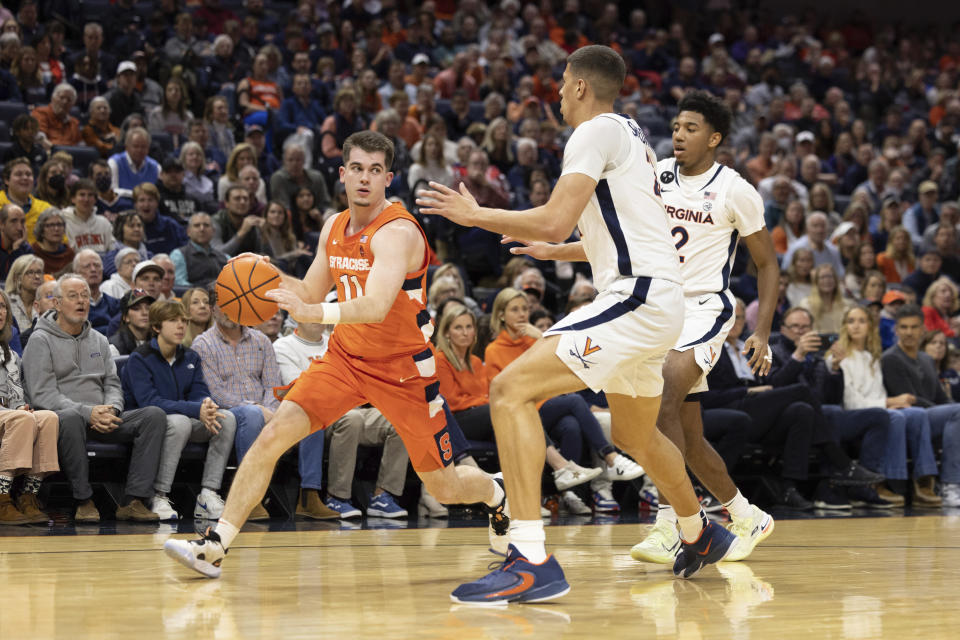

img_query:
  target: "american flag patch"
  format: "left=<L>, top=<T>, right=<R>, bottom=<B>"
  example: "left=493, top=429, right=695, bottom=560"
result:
left=704, top=191, right=716, bottom=200
left=360, top=235, right=368, bottom=242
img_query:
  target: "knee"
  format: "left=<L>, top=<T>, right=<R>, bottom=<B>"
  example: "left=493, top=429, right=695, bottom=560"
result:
left=232, top=405, right=266, bottom=432
left=144, top=406, right=168, bottom=428
left=166, top=414, right=193, bottom=436
left=217, top=411, right=237, bottom=437
left=56, top=410, right=86, bottom=440
left=489, top=373, right=526, bottom=409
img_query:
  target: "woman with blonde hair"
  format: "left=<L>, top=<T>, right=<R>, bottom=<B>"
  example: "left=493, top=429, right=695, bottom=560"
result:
left=921, top=276, right=959, bottom=338
left=800, top=263, right=850, bottom=333
left=434, top=301, right=606, bottom=514
left=809, top=182, right=840, bottom=228
left=830, top=305, right=941, bottom=506
left=481, top=116, right=515, bottom=174
left=0, top=288, right=59, bottom=524
left=876, top=225, right=915, bottom=283
left=217, top=143, right=262, bottom=202
left=180, top=287, right=212, bottom=347
left=179, top=141, right=217, bottom=211
left=484, top=288, right=643, bottom=513
left=4, top=255, right=44, bottom=331
left=407, top=132, right=454, bottom=190
left=785, top=247, right=815, bottom=306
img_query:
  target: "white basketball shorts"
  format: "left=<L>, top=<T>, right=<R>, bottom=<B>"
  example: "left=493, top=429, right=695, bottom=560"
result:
left=672, top=290, right=736, bottom=393
left=544, top=277, right=683, bottom=397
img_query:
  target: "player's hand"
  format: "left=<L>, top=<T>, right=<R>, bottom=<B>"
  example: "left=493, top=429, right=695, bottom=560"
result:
left=502, top=237, right=557, bottom=261
left=742, top=334, right=772, bottom=376
left=415, top=182, right=480, bottom=226
left=266, top=286, right=318, bottom=323
left=230, top=252, right=268, bottom=264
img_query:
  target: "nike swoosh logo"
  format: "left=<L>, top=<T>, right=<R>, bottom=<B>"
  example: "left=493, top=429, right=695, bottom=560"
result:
left=616, top=468, right=625, bottom=476
left=662, top=540, right=680, bottom=553
left=399, top=376, right=416, bottom=383
left=488, top=570, right=536, bottom=598
left=661, top=189, right=673, bottom=193
left=698, top=297, right=710, bottom=305
left=197, top=501, right=207, bottom=510
left=698, top=539, right=713, bottom=556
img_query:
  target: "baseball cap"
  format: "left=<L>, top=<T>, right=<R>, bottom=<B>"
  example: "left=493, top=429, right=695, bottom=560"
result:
left=708, top=33, right=725, bottom=46
left=133, top=260, right=165, bottom=281
left=120, top=288, right=156, bottom=310
left=244, top=123, right=264, bottom=135
left=317, top=23, right=334, bottom=35
left=919, top=180, right=939, bottom=194
left=830, top=221, right=856, bottom=242
left=117, top=61, right=137, bottom=75
left=881, top=290, right=907, bottom=305
left=412, top=53, right=430, bottom=66
left=796, top=131, right=815, bottom=144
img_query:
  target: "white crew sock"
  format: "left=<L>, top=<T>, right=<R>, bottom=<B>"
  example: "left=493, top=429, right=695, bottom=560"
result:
left=509, top=519, right=546, bottom=563
left=677, top=509, right=707, bottom=543
left=656, top=503, right=677, bottom=524
left=485, top=478, right=505, bottom=508
left=723, top=490, right=753, bottom=520
left=214, top=519, right=239, bottom=549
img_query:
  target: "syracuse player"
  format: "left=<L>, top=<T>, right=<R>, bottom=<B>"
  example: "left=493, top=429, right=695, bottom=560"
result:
left=164, top=131, right=508, bottom=578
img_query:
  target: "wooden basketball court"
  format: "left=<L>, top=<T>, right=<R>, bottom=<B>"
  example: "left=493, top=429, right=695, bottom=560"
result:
left=1, top=514, right=955, bottom=639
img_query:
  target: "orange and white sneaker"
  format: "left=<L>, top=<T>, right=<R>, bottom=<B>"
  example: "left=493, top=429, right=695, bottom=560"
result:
left=724, top=505, right=774, bottom=562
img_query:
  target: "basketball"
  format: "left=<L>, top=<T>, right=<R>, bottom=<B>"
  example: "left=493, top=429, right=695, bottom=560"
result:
left=215, top=255, right=281, bottom=326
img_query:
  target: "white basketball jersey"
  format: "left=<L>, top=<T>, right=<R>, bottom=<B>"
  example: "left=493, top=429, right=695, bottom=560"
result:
left=655, top=159, right=765, bottom=296
left=561, top=113, right=681, bottom=294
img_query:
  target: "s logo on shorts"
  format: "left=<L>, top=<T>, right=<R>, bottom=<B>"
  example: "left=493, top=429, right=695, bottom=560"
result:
left=434, top=429, right=453, bottom=466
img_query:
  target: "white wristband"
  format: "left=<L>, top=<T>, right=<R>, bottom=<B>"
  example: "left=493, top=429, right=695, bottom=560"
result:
left=320, top=302, right=341, bottom=325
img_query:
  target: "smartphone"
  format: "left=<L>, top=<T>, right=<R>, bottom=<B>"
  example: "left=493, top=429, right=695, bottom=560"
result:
left=815, top=333, right=839, bottom=357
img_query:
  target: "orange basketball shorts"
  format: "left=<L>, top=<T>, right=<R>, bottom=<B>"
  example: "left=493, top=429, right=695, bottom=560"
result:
left=283, top=340, right=454, bottom=472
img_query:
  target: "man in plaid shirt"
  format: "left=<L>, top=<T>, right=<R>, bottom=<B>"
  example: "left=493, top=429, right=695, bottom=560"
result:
left=191, top=283, right=282, bottom=520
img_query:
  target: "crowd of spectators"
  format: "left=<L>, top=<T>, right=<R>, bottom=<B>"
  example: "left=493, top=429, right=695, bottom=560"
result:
left=4, top=0, right=960, bottom=524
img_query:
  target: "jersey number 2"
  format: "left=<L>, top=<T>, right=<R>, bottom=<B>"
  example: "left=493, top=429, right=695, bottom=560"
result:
left=671, top=226, right=689, bottom=263
left=339, top=274, right=364, bottom=300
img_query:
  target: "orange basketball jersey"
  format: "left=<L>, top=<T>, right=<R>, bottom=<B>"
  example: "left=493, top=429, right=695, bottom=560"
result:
left=326, top=202, right=433, bottom=360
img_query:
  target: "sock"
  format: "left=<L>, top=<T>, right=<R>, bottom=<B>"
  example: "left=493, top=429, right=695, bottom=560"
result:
left=509, top=519, right=546, bottom=563
left=677, top=509, right=708, bottom=543
left=655, top=503, right=677, bottom=524
left=214, top=519, right=240, bottom=549
left=0, top=474, right=12, bottom=494
left=723, top=490, right=753, bottom=520
left=485, top=477, right=505, bottom=508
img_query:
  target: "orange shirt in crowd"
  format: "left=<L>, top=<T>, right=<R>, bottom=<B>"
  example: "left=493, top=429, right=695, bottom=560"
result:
left=923, top=306, right=956, bottom=338
left=436, top=351, right=490, bottom=412
left=484, top=330, right=537, bottom=376
left=876, top=252, right=914, bottom=284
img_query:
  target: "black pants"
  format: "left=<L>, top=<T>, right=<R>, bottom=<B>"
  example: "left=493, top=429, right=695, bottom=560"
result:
left=56, top=406, right=166, bottom=501
left=737, top=383, right=834, bottom=481
left=702, top=408, right=750, bottom=471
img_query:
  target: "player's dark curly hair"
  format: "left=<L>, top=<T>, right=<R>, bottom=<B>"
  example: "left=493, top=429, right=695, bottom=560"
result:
left=677, top=91, right=732, bottom=143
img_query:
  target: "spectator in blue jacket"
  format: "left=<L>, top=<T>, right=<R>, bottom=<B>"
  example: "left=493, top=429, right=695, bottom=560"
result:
left=121, top=299, right=236, bottom=520
left=132, top=183, right=188, bottom=257
left=276, top=73, right=326, bottom=152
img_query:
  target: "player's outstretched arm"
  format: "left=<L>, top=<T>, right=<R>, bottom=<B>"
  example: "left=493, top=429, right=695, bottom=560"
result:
left=741, top=228, right=779, bottom=376
left=416, top=172, right=597, bottom=243
left=503, top=237, right=589, bottom=262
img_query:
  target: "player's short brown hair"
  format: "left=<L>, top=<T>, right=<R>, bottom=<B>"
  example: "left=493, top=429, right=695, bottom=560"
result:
left=342, top=131, right=395, bottom=171
left=566, top=45, right=625, bottom=103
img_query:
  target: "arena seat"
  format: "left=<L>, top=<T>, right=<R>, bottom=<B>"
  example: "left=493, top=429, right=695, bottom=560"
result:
left=52, top=145, right=102, bottom=172
left=0, top=101, right=28, bottom=124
